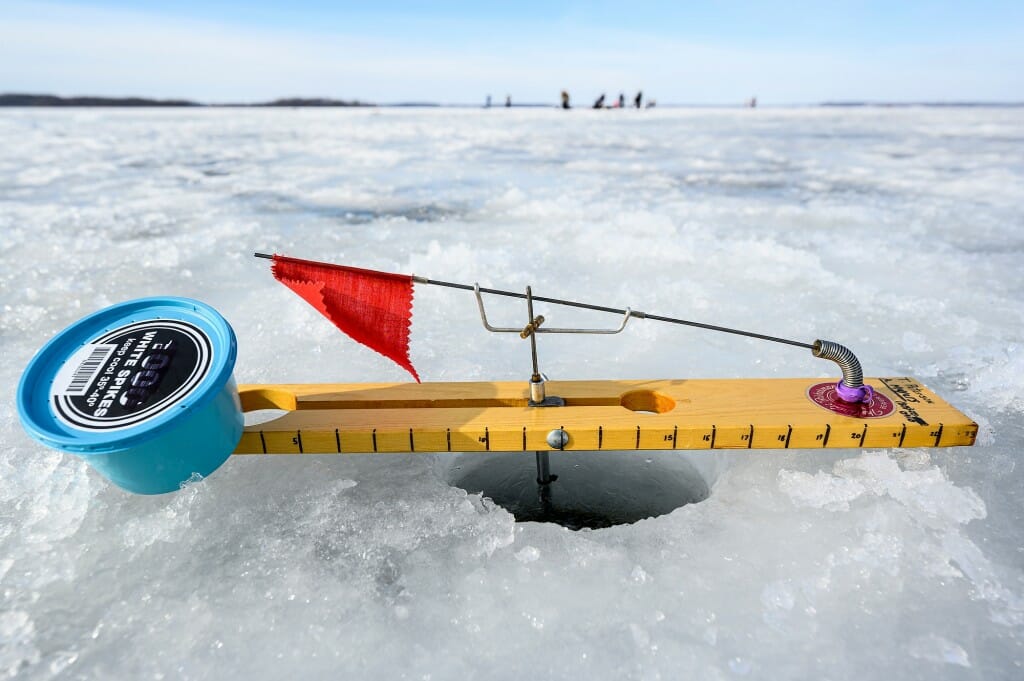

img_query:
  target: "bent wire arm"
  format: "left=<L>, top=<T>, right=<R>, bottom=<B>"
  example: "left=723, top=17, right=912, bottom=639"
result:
left=474, top=284, right=632, bottom=335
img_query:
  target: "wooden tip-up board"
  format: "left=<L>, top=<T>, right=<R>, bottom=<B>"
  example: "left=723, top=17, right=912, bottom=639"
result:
left=234, top=377, right=976, bottom=455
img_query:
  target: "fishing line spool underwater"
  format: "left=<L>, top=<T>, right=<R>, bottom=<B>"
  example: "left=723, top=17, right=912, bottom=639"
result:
left=17, top=255, right=978, bottom=495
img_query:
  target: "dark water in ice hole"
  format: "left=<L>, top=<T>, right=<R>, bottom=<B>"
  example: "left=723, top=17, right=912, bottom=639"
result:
left=448, top=450, right=710, bottom=530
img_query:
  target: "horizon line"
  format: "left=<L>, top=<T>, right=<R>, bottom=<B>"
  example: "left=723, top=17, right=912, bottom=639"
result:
left=2, top=92, right=1023, bottom=109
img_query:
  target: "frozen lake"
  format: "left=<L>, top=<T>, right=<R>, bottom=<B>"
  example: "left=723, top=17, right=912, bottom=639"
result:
left=2, top=106, right=1022, bottom=679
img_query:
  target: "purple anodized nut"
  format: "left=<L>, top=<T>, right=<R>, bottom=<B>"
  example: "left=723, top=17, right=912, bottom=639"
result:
left=835, top=380, right=874, bottom=404
left=812, top=340, right=873, bottom=404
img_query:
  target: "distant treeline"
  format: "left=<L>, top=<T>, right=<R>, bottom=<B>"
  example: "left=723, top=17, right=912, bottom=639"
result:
left=0, top=93, right=199, bottom=106
left=0, top=93, right=373, bottom=107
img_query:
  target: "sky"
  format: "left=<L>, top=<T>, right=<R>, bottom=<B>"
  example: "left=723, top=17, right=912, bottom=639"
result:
left=1, top=0, right=1022, bottom=105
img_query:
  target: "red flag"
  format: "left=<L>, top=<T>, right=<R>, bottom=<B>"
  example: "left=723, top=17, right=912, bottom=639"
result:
left=270, top=254, right=420, bottom=382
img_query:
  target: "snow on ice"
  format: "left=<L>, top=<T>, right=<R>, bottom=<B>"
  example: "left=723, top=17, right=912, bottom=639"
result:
left=1, top=107, right=1023, bottom=679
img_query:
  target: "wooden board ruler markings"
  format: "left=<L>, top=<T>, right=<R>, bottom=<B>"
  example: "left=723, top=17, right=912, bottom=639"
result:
left=235, top=377, right=977, bottom=455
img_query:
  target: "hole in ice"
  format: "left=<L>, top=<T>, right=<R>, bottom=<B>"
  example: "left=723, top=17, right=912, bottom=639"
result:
left=445, top=450, right=713, bottom=530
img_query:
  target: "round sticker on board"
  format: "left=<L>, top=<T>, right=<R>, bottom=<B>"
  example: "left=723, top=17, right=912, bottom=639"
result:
left=807, top=382, right=895, bottom=419
left=50, top=319, right=213, bottom=431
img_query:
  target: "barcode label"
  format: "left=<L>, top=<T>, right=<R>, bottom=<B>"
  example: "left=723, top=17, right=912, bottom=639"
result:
left=58, top=344, right=117, bottom=396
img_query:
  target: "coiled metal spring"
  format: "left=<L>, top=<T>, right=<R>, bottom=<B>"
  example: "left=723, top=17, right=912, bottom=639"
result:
left=812, top=339, right=864, bottom=388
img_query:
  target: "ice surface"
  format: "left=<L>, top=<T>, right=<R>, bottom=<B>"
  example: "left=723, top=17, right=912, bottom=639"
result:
left=1, top=107, right=1023, bottom=679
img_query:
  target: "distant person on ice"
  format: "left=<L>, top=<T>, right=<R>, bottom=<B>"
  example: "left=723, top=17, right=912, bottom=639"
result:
left=617, top=93, right=625, bottom=108
left=505, top=95, right=511, bottom=107
left=593, top=94, right=605, bottom=109
left=634, top=91, right=643, bottom=108
left=561, top=91, right=571, bottom=109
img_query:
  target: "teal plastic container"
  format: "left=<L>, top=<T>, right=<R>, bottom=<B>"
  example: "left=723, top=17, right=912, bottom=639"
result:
left=17, top=298, right=243, bottom=494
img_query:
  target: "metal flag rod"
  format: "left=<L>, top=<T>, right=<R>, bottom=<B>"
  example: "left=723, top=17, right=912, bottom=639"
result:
left=253, top=252, right=814, bottom=350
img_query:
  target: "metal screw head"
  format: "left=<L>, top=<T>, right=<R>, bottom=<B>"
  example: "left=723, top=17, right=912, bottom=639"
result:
left=546, top=428, right=569, bottom=449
